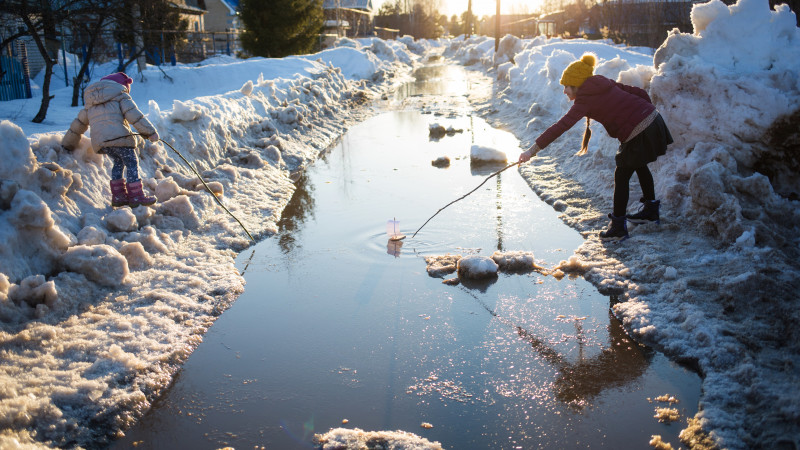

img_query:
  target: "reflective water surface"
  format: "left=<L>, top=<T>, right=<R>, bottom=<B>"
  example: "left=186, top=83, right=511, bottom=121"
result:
left=115, top=64, right=700, bottom=450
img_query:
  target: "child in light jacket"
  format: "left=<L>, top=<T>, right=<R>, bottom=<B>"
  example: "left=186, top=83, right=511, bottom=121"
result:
left=518, top=53, right=672, bottom=241
left=62, top=72, right=159, bottom=207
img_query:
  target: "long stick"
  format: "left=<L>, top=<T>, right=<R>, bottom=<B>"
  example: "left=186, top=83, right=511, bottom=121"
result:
left=411, top=161, right=520, bottom=238
left=104, top=134, right=255, bottom=242
left=158, top=138, right=255, bottom=242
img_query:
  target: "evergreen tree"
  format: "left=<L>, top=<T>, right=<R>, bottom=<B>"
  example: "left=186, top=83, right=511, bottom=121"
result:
left=239, top=0, right=323, bottom=58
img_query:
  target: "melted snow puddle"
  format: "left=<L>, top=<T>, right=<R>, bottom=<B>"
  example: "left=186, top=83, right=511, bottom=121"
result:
left=115, top=66, right=701, bottom=450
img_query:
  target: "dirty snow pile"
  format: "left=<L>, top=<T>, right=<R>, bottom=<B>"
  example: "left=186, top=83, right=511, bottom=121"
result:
left=314, top=427, right=443, bottom=450
left=447, top=0, right=800, bottom=448
left=0, top=37, right=436, bottom=448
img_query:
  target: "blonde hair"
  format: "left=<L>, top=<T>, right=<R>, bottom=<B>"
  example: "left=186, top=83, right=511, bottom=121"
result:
left=577, top=118, right=591, bottom=156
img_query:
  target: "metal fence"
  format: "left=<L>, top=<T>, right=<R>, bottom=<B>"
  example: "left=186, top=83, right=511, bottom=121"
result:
left=0, top=40, right=33, bottom=101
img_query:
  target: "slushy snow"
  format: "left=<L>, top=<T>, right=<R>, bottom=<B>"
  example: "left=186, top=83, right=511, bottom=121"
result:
left=1, top=0, right=799, bottom=448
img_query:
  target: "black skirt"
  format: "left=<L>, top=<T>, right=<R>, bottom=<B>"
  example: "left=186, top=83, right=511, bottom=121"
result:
left=615, top=113, right=673, bottom=168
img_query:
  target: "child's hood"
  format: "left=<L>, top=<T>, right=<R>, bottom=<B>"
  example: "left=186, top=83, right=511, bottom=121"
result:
left=83, top=79, right=128, bottom=107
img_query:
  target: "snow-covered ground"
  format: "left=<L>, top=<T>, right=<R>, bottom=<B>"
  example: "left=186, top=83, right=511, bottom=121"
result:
left=0, top=36, right=428, bottom=448
left=1, top=0, right=798, bottom=447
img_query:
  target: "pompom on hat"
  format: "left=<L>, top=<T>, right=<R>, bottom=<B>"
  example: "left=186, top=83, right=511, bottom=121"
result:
left=101, top=72, right=133, bottom=91
left=560, top=53, right=597, bottom=87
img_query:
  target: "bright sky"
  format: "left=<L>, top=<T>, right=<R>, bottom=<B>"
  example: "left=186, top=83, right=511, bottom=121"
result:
left=374, top=0, right=539, bottom=18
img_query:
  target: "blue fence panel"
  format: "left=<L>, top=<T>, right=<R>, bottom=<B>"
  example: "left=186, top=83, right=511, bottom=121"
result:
left=0, top=43, right=32, bottom=101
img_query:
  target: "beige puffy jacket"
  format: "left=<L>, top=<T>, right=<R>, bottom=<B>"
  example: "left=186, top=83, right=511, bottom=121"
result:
left=61, top=79, right=157, bottom=153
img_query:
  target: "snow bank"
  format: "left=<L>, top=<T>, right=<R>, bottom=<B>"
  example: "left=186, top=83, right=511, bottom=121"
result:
left=0, top=40, right=422, bottom=448
left=454, top=0, right=800, bottom=448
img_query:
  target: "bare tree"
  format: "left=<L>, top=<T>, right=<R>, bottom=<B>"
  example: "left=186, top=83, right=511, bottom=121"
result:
left=64, top=0, right=116, bottom=106
left=375, top=0, right=447, bottom=38
left=0, top=0, right=78, bottom=123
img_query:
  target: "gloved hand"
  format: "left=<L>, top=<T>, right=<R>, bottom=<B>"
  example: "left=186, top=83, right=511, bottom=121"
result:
left=148, top=132, right=159, bottom=143
left=518, top=144, right=540, bottom=163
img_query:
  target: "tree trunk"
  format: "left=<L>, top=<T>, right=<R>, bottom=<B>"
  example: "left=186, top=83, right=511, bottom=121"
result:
left=71, top=49, right=91, bottom=107
left=21, top=15, right=56, bottom=123
left=132, top=3, right=147, bottom=74
left=71, top=19, right=106, bottom=107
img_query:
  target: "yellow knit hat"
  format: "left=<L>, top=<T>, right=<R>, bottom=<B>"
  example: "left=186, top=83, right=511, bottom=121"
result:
left=560, top=53, right=597, bottom=87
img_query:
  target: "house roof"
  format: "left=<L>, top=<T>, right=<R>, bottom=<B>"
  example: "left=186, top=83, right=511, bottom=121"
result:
left=217, top=0, right=238, bottom=15
left=221, top=0, right=238, bottom=12
left=170, top=0, right=207, bottom=14
left=322, top=0, right=373, bottom=11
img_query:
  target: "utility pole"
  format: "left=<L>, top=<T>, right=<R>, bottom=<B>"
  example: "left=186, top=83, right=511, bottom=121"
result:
left=467, top=0, right=472, bottom=38
left=495, top=0, right=501, bottom=51
left=336, top=0, right=342, bottom=37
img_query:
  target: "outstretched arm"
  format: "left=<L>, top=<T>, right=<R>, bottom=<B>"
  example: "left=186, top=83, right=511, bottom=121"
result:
left=61, top=109, right=88, bottom=150
left=119, top=94, right=157, bottom=139
left=520, top=102, right=587, bottom=163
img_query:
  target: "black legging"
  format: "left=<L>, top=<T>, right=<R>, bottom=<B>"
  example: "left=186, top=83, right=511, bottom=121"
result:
left=614, top=165, right=655, bottom=217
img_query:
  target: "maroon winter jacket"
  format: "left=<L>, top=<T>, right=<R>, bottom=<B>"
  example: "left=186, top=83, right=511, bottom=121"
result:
left=535, top=75, right=655, bottom=149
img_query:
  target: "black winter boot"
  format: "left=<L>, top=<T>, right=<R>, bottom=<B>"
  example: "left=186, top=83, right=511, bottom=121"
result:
left=599, top=213, right=629, bottom=241
left=626, top=198, right=660, bottom=224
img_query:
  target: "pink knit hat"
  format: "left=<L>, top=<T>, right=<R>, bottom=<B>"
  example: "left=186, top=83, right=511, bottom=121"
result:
left=101, top=72, right=133, bottom=91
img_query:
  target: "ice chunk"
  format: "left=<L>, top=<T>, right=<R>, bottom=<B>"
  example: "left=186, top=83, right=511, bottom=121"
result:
left=654, top=407, right=681, bottom=423
left=457, top=255, right=498, bottom=279
left=158, top=195, right=200, bottom=229
left=649, top=435, right=674, bottom=450
left=470, top=144, right=507, bottom=163
left=155, top=178, right=182, bottom=202
left=60, top=244, right=129, bottom=287
left=429, top=123, right=446, bottom=138
left=431, top=156, right=450, bottom=168
left=240, top=80, right=254, bottom=96
left=77, top=226, right=107, bottom=246
left=491, top=250, right=540, bottom=272
left=424, top=254, right=461, bottom=277
left=105, top=209, right=138, bottom=233
left=9, top=190, right=54, bottom=229
left=170, top=100, right=203, bottom=122
left=7, top=274, right=58, bottom=308
left=734, top=228, right=756, bottom=248
left=314, top=427, right=443, bottom=450
left=118, top=242, right=153, bottom=271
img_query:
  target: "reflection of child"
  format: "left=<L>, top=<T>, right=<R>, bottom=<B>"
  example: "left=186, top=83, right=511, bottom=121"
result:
left=518, top=53, right=673, bottom=241
left=61, top=72, right=159, bottom=208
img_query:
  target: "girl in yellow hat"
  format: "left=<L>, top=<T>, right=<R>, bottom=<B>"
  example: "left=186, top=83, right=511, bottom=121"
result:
left=518, top=53, right=672, bottom=241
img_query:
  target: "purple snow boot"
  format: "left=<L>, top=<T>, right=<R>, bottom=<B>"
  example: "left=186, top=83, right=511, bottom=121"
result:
left=126, top=180, right=156, bottom=207
left=110, top=179, right=128, bottom=207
